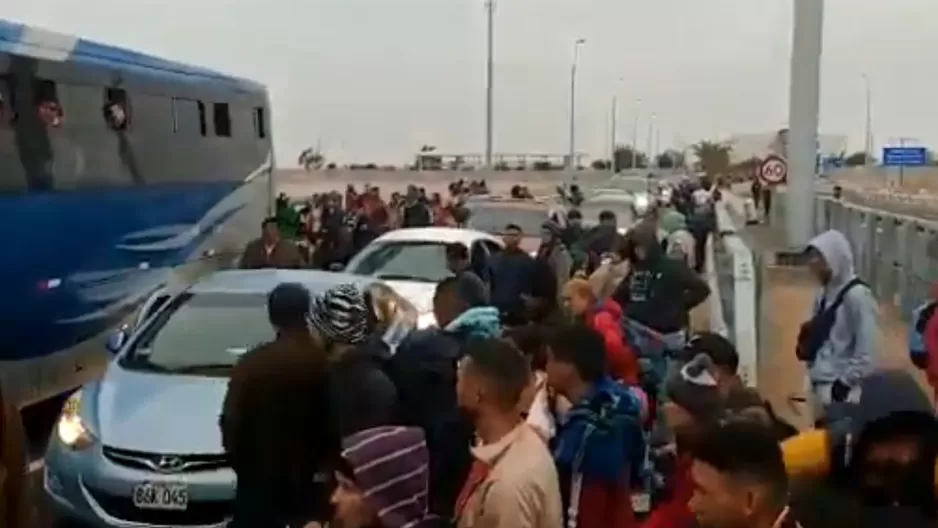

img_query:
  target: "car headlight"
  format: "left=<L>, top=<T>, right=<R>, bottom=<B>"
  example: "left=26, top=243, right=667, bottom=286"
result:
left=633, top=195, right=650, bottom=214
left=57, top=392, right=95, bottom=450
left=417, top=312, right=437, bottom=329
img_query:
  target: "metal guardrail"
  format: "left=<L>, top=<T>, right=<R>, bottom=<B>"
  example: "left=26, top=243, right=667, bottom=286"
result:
left=771, top=194, right=938, bottom=319
left=714, top=201, right=760, bottom=388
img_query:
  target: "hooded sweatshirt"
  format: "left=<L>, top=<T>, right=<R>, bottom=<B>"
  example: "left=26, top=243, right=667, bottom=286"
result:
left=786, top=371, right=938, bottom=527
left=612, top=226, right=710, bottom=334
left=393, top=306, right=502, bottom=518
left=659, top=210, right=696, bottom=270
left=804, top=230, right=878, bottom=389
left=341, top=426, right=443, bottom=528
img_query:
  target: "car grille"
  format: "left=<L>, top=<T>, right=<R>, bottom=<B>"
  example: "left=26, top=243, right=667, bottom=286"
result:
left=86, top=486, right=231, bottom=526
left=102, top=446, right=229, bottom=473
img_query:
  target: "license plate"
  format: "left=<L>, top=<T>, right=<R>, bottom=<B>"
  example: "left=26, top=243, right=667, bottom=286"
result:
left=630, top=492, right=651, bottom=513
left=132, top=481, right=189, bottom=511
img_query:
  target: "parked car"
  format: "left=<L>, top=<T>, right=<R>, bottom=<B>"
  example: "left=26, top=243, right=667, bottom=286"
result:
left=44, top=269, right=417, bottom=528
left=343, top=227, right=503, bottom=328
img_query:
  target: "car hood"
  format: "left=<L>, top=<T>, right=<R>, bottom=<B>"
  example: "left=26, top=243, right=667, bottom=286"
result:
left=383, top=280, right=435, bottom=314
left=96, top=365, right=229, bottom=454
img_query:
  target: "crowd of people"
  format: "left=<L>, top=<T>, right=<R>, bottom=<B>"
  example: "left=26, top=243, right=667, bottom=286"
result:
left=3, top=177, right=938, bottom=527
left=225, top=177, right=938, bottom=528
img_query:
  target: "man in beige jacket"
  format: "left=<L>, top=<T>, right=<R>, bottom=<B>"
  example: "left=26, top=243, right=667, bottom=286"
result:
left=454, top=339, right=562, bottom=528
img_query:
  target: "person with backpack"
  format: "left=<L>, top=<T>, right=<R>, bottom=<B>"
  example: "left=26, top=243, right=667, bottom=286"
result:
left=799, top=229, right=878, bottom=424
left=545, top=324, right=647, bottom=528
left=910, top=282, right=938, bottom=397
left=385, top=276, right=502, bottom=519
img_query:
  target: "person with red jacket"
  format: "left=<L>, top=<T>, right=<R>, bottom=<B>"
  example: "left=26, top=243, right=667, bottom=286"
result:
left=545, top=324, right=647, bottom=528
left=563, top=278, right=639, bottom=385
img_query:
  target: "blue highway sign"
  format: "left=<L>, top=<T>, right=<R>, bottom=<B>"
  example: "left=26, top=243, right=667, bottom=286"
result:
left=883, top=147, right=928, bottom=167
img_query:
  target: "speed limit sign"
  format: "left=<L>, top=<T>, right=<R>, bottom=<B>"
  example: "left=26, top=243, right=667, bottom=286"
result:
left=759, top=155, right=788, bottom=185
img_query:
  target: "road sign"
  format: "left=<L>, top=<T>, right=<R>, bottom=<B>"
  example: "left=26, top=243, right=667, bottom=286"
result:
left=759, top=155, right=788, bottom=185
left=883, top=147, right=928, bottom=167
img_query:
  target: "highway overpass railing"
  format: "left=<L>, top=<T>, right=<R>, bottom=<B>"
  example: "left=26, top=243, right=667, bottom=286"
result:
left=713, top=201, right=761, bottom=387
left=770, top=193, right=938, bottom=320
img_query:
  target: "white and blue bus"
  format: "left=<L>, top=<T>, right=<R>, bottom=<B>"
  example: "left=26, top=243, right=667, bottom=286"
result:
left=0, top=20, right=274, bottom=408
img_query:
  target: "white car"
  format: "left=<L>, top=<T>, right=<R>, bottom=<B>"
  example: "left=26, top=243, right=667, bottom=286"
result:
left=343, top=227, right=503, bottom=328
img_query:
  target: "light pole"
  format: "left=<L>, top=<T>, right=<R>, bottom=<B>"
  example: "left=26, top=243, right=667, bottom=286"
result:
left=610, top=96, right=618, bottom=172
left=567, top=38, right=586, bottom=171
left=862, top=73, right=872, bottom=165
left=785, top=0, right=824, bottom=249
left=484, top=0, right=495, bottom=168
left=646, top=113, right=656, bottom=169
left=610, top=77, right=624, bottom=173
left=631, top=99, right=641, bottom=170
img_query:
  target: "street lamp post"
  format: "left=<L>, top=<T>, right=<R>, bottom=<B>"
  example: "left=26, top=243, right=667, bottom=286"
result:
left=646, top=113, right=656, bottom=169
left=567, top=38, right=586, bottom=171
left=631, top=99, right=641, bottom=170
left=785, top=0, right=825, bottom=249
left=862, top=74, right=872, bottom=166
left=484, top=0, right=495, bottom=168
left=610, top=96, right=618, bottom=172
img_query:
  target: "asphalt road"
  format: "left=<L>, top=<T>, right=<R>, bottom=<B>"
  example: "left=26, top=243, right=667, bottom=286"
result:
left=24, top=171, right=640, bottom=527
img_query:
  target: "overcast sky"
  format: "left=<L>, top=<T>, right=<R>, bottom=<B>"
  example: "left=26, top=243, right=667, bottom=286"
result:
left=8, top=0, right=938, bottom=165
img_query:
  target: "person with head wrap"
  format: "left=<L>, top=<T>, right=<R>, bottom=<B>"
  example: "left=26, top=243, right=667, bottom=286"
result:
left=304, top=426, right=447, bottom=528
left=643, top=353, right=725, bottom=528
left=310, top=283, right=398, bottom=436
left=659, top=209, right=696, bottom=270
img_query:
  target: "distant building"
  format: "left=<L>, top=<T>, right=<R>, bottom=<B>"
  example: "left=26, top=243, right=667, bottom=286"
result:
left=727, top=129, right=847, bottom=163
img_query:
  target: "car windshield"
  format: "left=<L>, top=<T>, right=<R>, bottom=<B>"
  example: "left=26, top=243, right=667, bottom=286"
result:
left=346, top=241, right=452, bottom=283
left=122, top=292, right=272, bottom=375
left=466, top=206, right=547, bottom=235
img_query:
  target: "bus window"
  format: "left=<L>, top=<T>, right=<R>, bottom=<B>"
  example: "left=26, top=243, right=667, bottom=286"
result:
left=35, top=79, right=62, bottom=128
left=104, top=88, right=129, bottom=131
left=253, top=107, right=266, bottom=139
left=213, top=102, right=231, bottom=137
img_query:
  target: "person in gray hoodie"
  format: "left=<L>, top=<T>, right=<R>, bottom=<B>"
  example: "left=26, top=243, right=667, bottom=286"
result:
left=803, top=229, right=878, bottom=422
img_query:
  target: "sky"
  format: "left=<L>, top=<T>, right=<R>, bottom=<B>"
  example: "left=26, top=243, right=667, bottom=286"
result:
left=8, top=0, right=938, bottom=165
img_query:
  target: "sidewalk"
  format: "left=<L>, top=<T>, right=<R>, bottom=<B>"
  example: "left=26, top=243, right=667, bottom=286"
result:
left=726, top=197, right=927, bottom=428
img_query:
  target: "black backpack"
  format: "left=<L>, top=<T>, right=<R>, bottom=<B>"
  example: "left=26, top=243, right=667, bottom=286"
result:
left=796, top=278, right=865, bottom=362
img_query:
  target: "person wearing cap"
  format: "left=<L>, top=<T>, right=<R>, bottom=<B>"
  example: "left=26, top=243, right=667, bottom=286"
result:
left=683, top=333, right=794, bottom=437
left=310, top=283, right=399, bottom=437
left=303, top=426, right=447, bottom=528
left=642, top=353, right=724, bottom=528
left=221, top=283, right=340, bottom=528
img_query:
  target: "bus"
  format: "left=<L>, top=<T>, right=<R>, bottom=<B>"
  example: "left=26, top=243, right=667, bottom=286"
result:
left=0, top=20, right=274, bottom=408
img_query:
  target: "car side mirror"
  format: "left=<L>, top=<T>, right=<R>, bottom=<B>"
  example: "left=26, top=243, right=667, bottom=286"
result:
left=106, top=326, right=130, bottom=354
left=329, top=262, right=345, bottom=272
